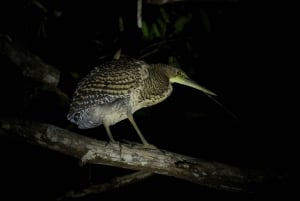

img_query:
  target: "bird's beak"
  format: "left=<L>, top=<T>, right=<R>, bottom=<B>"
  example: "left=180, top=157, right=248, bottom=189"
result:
left=170, top=75, right=217, bottom=96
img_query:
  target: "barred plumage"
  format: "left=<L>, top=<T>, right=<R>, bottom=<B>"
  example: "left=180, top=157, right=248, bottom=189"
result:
left=67, top=56, right=216, bottom=146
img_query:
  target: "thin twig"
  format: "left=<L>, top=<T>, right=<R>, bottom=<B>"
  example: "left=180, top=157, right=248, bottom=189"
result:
left=138, top=48, right=160, bottom=59
left=139, top=37, right=190, bottom=53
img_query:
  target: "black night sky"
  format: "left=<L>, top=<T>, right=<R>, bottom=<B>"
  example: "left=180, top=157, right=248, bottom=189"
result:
left=0, top=1, right=292, bottom=200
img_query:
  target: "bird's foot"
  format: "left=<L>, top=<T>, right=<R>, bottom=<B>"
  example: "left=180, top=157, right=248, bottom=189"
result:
left=122, top=140, right=162, bottom=152
left=143, top=143, right=159, bottom=150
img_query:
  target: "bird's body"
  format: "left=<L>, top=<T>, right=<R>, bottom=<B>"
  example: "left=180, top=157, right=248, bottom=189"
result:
left=67, top=56, right=215, bottom=145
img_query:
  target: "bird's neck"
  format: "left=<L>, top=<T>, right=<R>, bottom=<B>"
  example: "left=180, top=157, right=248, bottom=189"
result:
left=151, top=64, right=172, bottom=80
left=137, top=65, right=172, bottom=100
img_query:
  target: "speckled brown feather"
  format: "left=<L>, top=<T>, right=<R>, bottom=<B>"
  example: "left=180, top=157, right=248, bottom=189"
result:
left=68, top=57, right=150, bottom=114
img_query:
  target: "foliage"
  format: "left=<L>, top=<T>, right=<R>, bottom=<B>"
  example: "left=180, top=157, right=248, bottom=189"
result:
left=142, top=7, right=192, bottom=40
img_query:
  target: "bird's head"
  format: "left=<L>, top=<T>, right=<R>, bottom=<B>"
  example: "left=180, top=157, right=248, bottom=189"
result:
left=165, top=65, right=217, bottom=96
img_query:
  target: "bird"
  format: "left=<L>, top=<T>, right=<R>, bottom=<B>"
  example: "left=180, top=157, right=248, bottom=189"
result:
left=67, top=56, right=216, bottom=146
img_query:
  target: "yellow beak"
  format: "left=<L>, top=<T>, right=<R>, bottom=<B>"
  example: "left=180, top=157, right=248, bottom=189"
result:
left=170, top=76, right=217, bottom=96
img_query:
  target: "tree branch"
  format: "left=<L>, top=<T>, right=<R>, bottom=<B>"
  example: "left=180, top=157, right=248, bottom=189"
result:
left=0, top=119, right=282, bottom=193
left=57, top=171, right=153, bottom=200
left=0, top=35, right=59, bottom=87
left=0, top=35, right=70, bottom=104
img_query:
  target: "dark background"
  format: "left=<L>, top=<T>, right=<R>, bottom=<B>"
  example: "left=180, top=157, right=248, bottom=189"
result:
left=0, top=0, right=291, bottom=200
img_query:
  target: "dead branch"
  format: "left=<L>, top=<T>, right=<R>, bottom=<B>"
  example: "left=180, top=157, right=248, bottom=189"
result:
left=0, top=35, right=59, bottom=87
left=57, top=171, right=153, bottom=200
left=0, top=35, right=70, bottom=103
left=0, top=119, right=281, bottom=193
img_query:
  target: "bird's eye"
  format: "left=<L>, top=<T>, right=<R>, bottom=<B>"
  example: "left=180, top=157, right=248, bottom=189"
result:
left=175, top=71, right=182, bottom=77
left=179, top=71, right=188, bottom=78
left=73, top=113, right=80, bottom=122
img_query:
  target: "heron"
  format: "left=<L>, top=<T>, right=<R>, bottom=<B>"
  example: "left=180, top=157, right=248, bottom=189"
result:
left=67, top=56, right=216, bottom=146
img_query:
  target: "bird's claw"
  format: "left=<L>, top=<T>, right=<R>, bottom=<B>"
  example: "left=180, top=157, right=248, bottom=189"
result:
left=122, top=140, right=162, bottom=152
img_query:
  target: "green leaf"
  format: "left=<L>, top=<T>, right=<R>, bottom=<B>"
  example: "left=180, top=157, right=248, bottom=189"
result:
left=142, top=21, right=151, bottom=39
left=157, top=18, right=166, bottom=38
left=160, top=8, right=169, bottom=23
left=151, top=23, right=161, bottom=38
left=174, top=15, right=192, bottom=34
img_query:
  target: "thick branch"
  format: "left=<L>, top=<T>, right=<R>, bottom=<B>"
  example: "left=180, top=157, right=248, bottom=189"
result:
left=0, top=119, right=281, bottom=193
left=0, top=35, right=59, bottom=87
left=0, top=35, right=70, bottom=103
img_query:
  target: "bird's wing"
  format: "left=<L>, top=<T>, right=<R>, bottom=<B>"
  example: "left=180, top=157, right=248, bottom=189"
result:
left=69, top=57, right=150, bottom=112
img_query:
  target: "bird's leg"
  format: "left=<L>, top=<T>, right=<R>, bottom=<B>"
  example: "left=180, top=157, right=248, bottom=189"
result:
left=104, top=124, right=116, bottom=143
left=126, top=111, right=150, bottom=146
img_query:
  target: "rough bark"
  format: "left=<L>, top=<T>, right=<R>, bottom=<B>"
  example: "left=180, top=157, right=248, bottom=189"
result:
left=0, top=119, right=279, bottom=193
left=0, top=35, right=60, bottom=87
left=0, top=35, right=70, bottom=104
